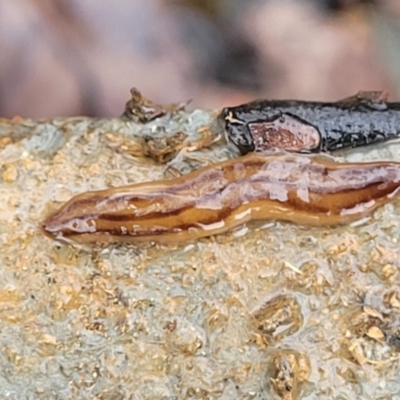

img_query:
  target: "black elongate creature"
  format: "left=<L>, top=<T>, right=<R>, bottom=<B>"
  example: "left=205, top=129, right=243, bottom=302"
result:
left=222, top=91, right=400, bottom=154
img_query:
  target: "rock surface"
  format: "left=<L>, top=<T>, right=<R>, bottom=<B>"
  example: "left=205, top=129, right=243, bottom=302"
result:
left=1, top=109, right=400, bottom=398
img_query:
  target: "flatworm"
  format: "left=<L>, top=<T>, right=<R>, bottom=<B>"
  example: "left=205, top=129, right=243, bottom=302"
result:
left=41, top=152, right=400, bottom=244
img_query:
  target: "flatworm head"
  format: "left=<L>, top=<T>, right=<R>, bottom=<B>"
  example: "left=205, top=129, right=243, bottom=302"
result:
left=222, top=109, right=255, bottom=154
left=223, top=104, right=322, bottom=154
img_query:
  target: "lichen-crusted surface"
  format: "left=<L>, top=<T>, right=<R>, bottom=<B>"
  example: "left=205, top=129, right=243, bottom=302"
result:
left=1, top=110, right=400, bottom=399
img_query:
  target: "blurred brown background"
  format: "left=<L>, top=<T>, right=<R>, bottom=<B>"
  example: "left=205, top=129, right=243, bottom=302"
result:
left=1, top=0, right=400, bottom=118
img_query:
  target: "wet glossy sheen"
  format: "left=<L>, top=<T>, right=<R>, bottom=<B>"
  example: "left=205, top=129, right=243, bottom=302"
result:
left=41, top=153, right=400, bottom=244
left=222, top=94, right=400, bottom=154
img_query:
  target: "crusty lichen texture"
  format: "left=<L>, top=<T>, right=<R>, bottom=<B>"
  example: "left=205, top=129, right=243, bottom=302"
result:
left=1, top=110, right=400, bottom=399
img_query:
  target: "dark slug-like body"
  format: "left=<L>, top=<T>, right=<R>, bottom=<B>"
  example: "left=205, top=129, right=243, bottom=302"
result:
left=222, top=91, right=400, bottom=154
left=42, top=153, right=400, bottom=244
